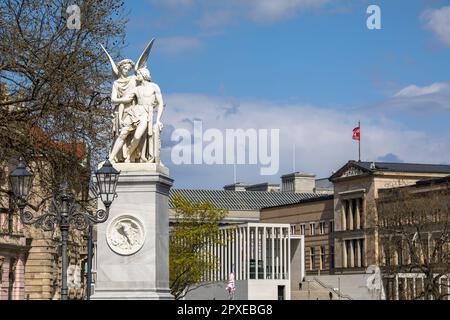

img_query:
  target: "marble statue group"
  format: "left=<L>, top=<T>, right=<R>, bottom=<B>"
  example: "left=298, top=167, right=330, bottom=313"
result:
left=101, top=39, right=164, bottom=164
left=93, top=38, right=173, bottom=300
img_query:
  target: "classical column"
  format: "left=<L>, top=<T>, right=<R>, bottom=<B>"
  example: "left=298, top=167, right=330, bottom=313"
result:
left=253, top=227, right=258, bottom=279
left=226, top=229, right=230, bottom=279
left=438, top=276, right=442, bottom=299
left=281, top=229, right=285, bottom=279
left=284, top=228, right=288, bottom=279
left=212, top=236, right=215, bottom=281
left=235, top=228, right=239, bottom=281
left=240, top=227, right=244, bottom=280
left=274, top=234, right=278, bottom=279
left=205, top=236, right=209, bottom=282
left=278, top=228, right=282, bottom=279
left=217, top=230, right=220, bottom=281
left=421, top=277, right=425, bottom=300
left=356, top=239, right=361, bottom=267
left=223, top=229, right=230, bottom=281
left=263, top=227, right=267, bottom=280
left=349, top=200, right=354, bottom=230
left=221, top=229, right=225, bottom=281
left=395, top=275, right=399, bottom=300
left=349, top=240, right=354, bottom=268
left=342, top=202, right=347, bottom=231
left=229, top=229, right=232, bottom=278
left=404, top=277, right=408, bottom=300
left=447, top=278, right=450, bottom=301
left=343, top=240, right=348, bottom=268
left=243, top=227, right=247, bottom=280
left=271, top=227, right=275, bottom=279
left=448, top=278, right=450, bottom=301
left=287, top=228, right=291, bottom=280
left=202, top=238, right=205, bottom=282
left=245, top=227, right=248, bottom=280
left=227, top=229, right=230, bottom=279
left=356, top=199, right=361, bottom=229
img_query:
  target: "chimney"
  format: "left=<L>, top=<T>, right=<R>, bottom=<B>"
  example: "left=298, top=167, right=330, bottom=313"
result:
left=281, top=172, right=316, bottom=193
left=223, top=182, right=248, bottom=192
left=245, top=183, right=280, bottom=192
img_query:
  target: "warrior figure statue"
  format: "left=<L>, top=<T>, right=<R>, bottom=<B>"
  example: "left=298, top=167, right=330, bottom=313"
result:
left=101, top=39, right=164, bottom=164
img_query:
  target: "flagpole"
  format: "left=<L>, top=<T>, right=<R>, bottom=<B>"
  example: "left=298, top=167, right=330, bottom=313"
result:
left=358, top=120, right=361, bottom=162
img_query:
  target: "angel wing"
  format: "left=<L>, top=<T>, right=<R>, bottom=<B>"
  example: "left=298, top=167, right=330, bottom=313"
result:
left=100, top=44, right=119, bottom=78
left=135, top=39, right=155, bottom=72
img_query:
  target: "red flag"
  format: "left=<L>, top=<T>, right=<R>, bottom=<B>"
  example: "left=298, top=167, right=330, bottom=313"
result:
left=352, top=126, right=360, bottom=141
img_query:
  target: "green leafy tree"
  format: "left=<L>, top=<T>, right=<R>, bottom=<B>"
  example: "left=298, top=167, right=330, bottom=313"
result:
left=169, top=194, right=228, bottom=300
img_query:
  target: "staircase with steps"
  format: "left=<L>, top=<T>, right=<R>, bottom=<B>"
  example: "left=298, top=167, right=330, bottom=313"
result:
left=291, top=279, right=348, bottom=300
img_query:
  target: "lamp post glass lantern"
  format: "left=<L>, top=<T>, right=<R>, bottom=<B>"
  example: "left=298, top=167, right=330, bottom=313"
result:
left=9, top=158, right=33, bottom=208
left=94, top=159, right=120, bottom=207
left=9, top=158, right=120, bottom=300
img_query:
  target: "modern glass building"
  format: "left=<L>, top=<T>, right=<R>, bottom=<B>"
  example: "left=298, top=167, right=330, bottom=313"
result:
left=185, top=223, right=305, bottom=300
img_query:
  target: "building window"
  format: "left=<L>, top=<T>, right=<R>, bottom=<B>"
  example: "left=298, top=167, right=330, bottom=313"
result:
left=342, top=198, right=363, bottom=231
left=290, top=225, right=296, bottom=235
left=309, top=223, right=315, bottom=236
left=343, top=200, right=349, bottom=231
left=319, top=221, right=326, bottom=235
left=309, top=247, right=315, bottom=270
left=344, top=239, right=365, bottom=268
left=299, top=224, right=305, bottom=235
left=329, top=221, right=334, bottom=233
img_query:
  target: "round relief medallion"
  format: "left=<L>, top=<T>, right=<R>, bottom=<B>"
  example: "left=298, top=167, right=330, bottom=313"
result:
left=106, top=215, right=145, bottom=256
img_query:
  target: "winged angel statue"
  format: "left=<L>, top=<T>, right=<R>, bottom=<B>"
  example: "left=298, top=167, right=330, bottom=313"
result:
left=101, top=39, right=165, bottom=164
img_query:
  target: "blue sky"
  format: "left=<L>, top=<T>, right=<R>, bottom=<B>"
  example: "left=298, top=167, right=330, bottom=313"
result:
left=115, top=0, right=450, bottom=189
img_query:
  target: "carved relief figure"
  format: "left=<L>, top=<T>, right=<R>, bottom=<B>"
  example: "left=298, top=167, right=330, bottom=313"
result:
left=110, top=221, right=140, bottom=250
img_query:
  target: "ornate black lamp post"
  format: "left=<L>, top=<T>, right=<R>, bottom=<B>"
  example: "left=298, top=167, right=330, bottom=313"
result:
left=9, top=158, right=120, bottom=300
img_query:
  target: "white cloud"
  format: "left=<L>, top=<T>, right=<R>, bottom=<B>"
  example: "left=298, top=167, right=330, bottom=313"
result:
left=149, top=0, right=194, bottom=7
left=149, top=0, right=334, bottom=26
left=246, top=0, right=331, bottom=22
left=384, top=82, right=450, bottom=112
left=422, top=6, right=450, bottom=47
left=161, top=93, right=450, bottom=188
left=157, top=36, right=203, bottom=54
left=394, top=83, right=450, bottom=98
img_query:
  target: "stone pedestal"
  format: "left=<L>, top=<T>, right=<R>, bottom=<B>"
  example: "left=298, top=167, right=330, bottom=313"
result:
left=92, top=163, right=173, bottom=300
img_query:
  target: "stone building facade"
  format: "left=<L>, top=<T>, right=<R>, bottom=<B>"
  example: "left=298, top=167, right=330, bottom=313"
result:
left=1, top=159, right=89, bottom=300
left=258, top=161, right=450, bottom=299
left=260, top=195, right=334, bottom=275
left=0, top=203, right=27, bottom=300
left=329, top=161, right=450, bottom=274
left=376, top=175, right=450, bottom=300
